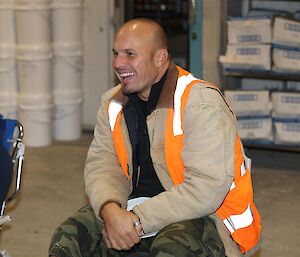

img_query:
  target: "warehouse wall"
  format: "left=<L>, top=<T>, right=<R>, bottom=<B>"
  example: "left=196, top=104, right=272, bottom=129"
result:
left=82, top=0, right=124, bottom=129
left=202, top=0, right=227, bottom=87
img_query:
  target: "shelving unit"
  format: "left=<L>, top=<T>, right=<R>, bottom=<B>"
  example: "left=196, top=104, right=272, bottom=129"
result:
left=223, top=68, right=300, bottom=82
left=223, top=80, right=300, bottom=153
left=224, top=0, right=300, bottom=152
left=242, top=140, right=300, bottom=152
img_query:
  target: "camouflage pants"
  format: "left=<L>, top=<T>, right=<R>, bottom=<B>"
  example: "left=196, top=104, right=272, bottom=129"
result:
left=49, top=205, right=225, bottom=257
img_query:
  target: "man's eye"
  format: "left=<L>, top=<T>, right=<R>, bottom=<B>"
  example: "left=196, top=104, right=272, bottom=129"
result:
left=127, top=52, right=134, bottom=56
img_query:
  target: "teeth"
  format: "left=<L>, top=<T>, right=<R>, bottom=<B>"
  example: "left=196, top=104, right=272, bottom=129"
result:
left=120, top=72, right=135, bottom=78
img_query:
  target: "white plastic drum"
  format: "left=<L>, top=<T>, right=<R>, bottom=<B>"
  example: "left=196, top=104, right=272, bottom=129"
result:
left=0, top=0, right=16, bottom=44
left=53, top=42, right=83, bottom=91
left=16, top=0, right=50, bottom=4
left=51, top=0, right=82, bottom=42
left=0, top=44, right=17, bottom=93
left=15, top=0, right=51, bottom=44
left=19, top=93, right=53, bottom=147
left=17, top=44, right=53, bottom=94
left=0, top=91, right=18, bottom=119
left=53, top=90, right=82, bottom=141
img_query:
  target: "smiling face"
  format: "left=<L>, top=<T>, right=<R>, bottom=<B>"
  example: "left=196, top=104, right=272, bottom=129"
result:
left=112, top=20, right=169, bottom=100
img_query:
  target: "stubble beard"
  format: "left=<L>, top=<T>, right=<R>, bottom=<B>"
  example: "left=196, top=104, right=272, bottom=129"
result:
left=121, top=84, right=134, bottom=95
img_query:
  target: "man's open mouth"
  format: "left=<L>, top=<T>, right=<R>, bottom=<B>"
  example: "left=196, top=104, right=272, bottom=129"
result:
left=119, top=72, right=136, bottom=82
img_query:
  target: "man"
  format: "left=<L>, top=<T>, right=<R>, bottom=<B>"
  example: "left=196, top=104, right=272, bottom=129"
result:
left=49, top=18, right=261, bottom=257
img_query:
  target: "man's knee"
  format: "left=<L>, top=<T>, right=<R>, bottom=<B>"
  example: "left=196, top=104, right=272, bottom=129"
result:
left=149, top=217, right=225, bottom=257
left=49, top=205, right=103, bottom=257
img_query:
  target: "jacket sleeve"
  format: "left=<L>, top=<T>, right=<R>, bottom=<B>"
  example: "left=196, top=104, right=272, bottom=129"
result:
left=84, top=91, right=131, bottom=219
left=133, top=86, right=237, bottom=234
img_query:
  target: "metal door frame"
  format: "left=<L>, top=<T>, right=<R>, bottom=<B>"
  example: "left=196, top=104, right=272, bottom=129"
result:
left=189, top=0, right=203, bottom=78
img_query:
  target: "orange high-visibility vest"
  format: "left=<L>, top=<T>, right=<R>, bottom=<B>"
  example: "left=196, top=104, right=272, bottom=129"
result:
left=107, top=66, right=261, bottom=254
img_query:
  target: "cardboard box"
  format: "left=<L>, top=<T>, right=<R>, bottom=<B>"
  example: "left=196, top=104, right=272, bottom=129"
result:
left=241, top=78, right=284, bottom=91
left=272, top=92, right=300, bottom=118
left=238, top=117, right=273, bottom=142
left=227, top=17, right=272, bottom=44
left=273, top=46, right=300, bottom=72
left=224, top=90, right=272, bottom=116
left=273, top=17, right=300, bottom=47
left=219, top=44, right=271, bottom=70
left=274, top=119, right=300, bottom=145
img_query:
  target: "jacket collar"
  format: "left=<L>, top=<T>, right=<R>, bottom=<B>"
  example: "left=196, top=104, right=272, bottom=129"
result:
left=110, top=62, right=179, bottom=110
left=157, top=62, right=178, bottom=109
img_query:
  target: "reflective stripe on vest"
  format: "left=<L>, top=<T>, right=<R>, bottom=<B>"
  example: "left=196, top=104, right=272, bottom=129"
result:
left=107, top=66, right=261, bottom=253
left=107, top=96, right=129, bottom=179
left=215, top=136, right=261, bottom=253
left=108, top=100, right=123, bottom=131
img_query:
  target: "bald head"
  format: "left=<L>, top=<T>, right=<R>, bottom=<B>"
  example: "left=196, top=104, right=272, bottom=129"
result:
left=116, top=18, right=168, bottom=53
left=112, top=18, right=170, bottom=100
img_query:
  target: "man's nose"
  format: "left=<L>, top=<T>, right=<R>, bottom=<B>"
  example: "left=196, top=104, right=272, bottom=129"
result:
left=113, top=55, right=126, bottom=69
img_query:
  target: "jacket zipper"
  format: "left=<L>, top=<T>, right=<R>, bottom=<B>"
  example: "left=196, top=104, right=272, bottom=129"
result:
left=136, top=165, right=141, bottom=189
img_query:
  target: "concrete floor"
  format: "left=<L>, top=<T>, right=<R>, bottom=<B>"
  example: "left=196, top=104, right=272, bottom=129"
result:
left=1, top=132, right=299, bottom=257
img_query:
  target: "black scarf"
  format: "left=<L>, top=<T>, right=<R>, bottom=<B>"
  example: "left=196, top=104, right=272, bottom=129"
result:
left=125, top=71, right=167, bottom=197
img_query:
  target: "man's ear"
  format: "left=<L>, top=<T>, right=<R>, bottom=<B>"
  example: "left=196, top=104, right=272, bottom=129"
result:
left=154, top=49, right=168, bottom=67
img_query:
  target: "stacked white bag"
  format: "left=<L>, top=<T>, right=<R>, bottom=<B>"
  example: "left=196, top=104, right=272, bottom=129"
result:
left=271, top=17, right=300, bottom=145
left=272, top=83, right=300, bottom=145
left=220, top=15, right=300, bottom=74
left=272, top=17, right=300, bottom=72
left=220, top=15, right=300, bottom=147
left=219, top=17, right=272, bottom=71
left=224, top=88, right=273, bottom=143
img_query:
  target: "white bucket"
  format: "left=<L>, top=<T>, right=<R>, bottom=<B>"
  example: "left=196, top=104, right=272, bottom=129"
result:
left=16, top=0, right=50, bottom=4
left=17, top=44, right=53, bottom=94
left=0, top=44, right=18, bottom=93
left=53, top=42, right=83, bottom=91
left=51, top=0, right=82, bottom=42
left=19, top=93, right=53, bottom=147
left=15, top=1, right=51, bottom=44
left=53, top=90, right=82, bottom=141
left=0, top=0, right=16, bottom=44
left=0, top=91, right=18, bottom=119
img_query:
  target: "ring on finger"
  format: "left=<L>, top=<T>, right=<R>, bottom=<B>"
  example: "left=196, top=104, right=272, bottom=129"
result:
left=133, top=220, right=141, bottom=228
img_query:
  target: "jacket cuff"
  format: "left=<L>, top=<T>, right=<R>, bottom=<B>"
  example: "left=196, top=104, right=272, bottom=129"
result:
left=99, top=200, right=122, bottom=218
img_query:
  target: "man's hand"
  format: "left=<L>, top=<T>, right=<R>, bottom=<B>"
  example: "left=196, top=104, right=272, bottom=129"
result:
left=100, top=202, right=142, bottom=251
